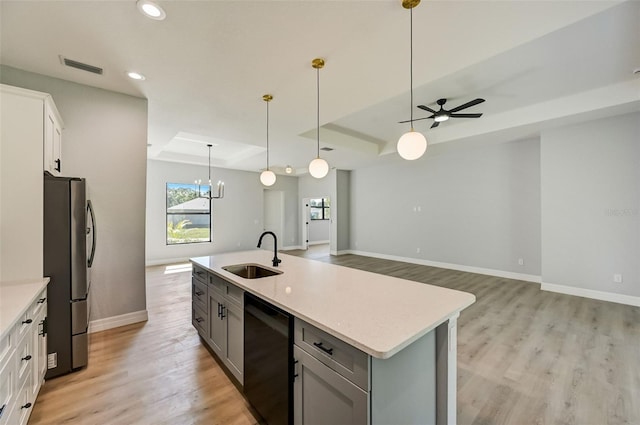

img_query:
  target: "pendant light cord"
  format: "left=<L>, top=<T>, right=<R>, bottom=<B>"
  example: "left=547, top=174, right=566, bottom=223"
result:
left=266, top=100, right=270, bottom=169
left=316, top=65, right=320, bottom=158
left=208, top=144, right=211, bottom=183
left=409, top=6, right=414, bottom=129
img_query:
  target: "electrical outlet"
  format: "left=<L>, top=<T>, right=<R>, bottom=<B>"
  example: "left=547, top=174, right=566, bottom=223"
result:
left=614, top=274, right=623, bottom=283
left=518, top=258, right=524, bottom=266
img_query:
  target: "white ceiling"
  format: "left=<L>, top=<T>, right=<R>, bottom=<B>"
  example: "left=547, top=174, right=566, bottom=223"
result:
left=1, top=1, right=639, bottom=175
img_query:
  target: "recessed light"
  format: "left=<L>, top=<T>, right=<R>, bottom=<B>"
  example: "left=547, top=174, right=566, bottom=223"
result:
left=285, top=165, right=293, bottom=174
left=127, top=71, right=146, bottom=81
left=136, top=0, right=166, bottom=20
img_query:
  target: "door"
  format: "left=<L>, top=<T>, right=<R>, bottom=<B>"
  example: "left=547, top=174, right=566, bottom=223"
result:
left=70, top=179, right=87, bottom=301
left=263, top=190, right=284, bottom=250
left=208, top=290, right=225, bottom=358
left=301, top=198, right=310, bottom=250
left=293, top=345, right=368, bottom=425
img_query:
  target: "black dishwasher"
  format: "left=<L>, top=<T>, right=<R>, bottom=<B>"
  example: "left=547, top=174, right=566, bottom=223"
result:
left=244, top=293, right=293, bottom=425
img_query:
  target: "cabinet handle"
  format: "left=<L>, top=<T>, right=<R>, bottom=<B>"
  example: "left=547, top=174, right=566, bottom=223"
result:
left=293, top=359, right=299, bottom=380
left=22, top=319, right=33, bottom=325
left=195, top=290, right=204, bottom=296
left=0, top=404, right=5, bottom=419
left=38, top=297, right=47, bottom=304
left=220, top=304, right=226, bottom=320
left=21, top=402, right=32, bottom=410
left=313, top=342, right=334, bottom=356
left=22, top=355, right=32, bottom=361
left=40, top=317, right=48, bottom=337
left=217, top=303, right=222, bottom=318
left=195, top=317, right=204, bottom=323
left=54, top=158, right=61, bottom=172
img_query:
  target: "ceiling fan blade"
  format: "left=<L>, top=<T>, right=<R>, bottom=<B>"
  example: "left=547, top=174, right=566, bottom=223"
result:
left=448, top=98, right=485, bottom=113
left=397, top=116, right=434, bottom=124
left=449, top=113, right=483, bottom=118
left=417, top=105, right=437, bottom=114
left=430, top=121, right=440, bottom=129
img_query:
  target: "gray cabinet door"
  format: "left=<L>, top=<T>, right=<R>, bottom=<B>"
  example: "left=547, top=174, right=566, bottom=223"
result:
left=225, top=301, right=243, bottom=384
left=208, top=290, right=226, bottom=358
left=294, top=345, right=368, bottom=425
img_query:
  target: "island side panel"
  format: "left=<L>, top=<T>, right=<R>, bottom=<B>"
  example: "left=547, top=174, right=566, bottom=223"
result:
left=436, top=314, right=459, bottom=425
left=370, top=330, right=436, bottom=424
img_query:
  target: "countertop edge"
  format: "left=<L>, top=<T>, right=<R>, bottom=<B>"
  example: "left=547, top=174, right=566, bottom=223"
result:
left=0, top=277, right=50, bottom=341
left=190, top=253, right=476, bottom=359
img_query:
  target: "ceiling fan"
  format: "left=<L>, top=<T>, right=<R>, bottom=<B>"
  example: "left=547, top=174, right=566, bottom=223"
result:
left=399, top=98, right=485, bottom=128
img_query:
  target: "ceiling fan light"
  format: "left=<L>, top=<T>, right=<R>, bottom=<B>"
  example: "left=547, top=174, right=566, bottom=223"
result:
left=434, top=114, right=449, bottom=122
left=397, top=130, right=427, bottom=160
left=309, top=157, right=329, bottom=179
left=260, top=170, right=277, bottom=186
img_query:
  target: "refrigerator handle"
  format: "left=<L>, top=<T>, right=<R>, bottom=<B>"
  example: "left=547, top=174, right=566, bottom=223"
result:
left=87, top=199, right=97, bottom=268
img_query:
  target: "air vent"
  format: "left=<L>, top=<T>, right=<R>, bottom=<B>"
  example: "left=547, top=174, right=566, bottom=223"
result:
left=60, top=56, right=103, bottom=75
left=320, top=147, right=334, bottom=152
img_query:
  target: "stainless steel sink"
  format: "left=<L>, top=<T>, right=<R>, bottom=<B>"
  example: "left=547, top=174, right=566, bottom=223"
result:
left=222, top=263, right=283, bottom=279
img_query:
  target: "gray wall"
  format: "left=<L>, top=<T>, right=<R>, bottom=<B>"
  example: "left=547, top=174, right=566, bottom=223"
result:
left=146, top=159, right=299, bottom=264
left=336, top=170, right=351, bottom=252
left=1, top=65, right=148, bottom=321
left=350, top=138, right=542, bottom=276
left=309, top=219, right=330, bottom=243
left=541, top=112, right=639, bottom=296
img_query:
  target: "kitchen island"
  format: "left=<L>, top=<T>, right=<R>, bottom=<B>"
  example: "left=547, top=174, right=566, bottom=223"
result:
left=191, top=250, right=475, bottom=425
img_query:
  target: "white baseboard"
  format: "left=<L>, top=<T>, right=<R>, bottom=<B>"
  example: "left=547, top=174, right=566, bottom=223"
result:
left=309, top=240, right=330, bottom=246
left=89, top=310, right=149, bottom=333
left=346, top=250, right=541, bottom=283
left=541, top=282, right=640, bottom=307
left=281, top=245, right=303, bottom=251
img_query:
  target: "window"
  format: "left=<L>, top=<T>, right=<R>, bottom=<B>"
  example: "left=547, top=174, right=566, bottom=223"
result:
left=166, top=183, right=211, bottom=245
left=309, top=197, right=330, bottom=220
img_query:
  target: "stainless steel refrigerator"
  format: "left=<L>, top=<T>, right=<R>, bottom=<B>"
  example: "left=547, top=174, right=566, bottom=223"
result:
left=44, top=173, right=96, bottom=379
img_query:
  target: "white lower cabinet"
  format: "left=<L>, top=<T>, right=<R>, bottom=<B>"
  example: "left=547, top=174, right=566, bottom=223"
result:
left=0, top=288, right=47, bottom=425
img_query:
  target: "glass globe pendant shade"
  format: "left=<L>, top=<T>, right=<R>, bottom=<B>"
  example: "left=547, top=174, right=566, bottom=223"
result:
left=397, top=130, right=427, bottom=160
left=260, top=170, right=277, bottom=186
left=308, top=157, right=329, bottom=179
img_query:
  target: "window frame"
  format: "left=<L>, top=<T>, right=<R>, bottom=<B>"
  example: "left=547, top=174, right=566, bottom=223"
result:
left=165, top=182, right=212, bottom=245
left=309, top=197, right=330, bottom=221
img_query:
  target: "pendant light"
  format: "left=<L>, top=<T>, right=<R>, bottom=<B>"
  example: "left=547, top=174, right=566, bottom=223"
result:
left=195, top=144, right=224, bottom=199
left=308, top=58, right=329, bottom=179
left=260, top=94, right=277, bottom=186
left=397, top=0, right=427, bottom=161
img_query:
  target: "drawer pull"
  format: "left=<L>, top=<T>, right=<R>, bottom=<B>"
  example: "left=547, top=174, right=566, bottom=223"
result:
left=195, top=317, right=204, bottom=323
left=220, top=305, right=226, bottom=320
left=195, top=290, right=204, bottom=296
left=22, top=319, right=33, bottom=325
left=38, top=297, right=47, bottom=304
left=293, top=359, right=299, bottom=380
left=21, top=402, right=32, bottom=410
left=313, top=342, right=334, bottom=356
left=0, top=404, right=5, bottom=419
left=22, top=355, right=32, bottom=361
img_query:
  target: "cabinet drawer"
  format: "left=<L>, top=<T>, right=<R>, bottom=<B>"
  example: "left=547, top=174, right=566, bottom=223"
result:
left=192, top=265, right=208, bottom=285
left=192, top=279, right=208, bottom=312
left=15, top=333, right=32, bottom=384
left=208, top=273, right=226, bottom=295
left=0, top=327, right=14, bottom=366
left=11, top=369, right=32, bottom=425
left=15, top=312, right=34, bottom=343
left=192, top=305, right=209, bottom=338
left=30, top=289, right=47, bottom=318
left=0, top=358, right=15, bottom=425
left=225, top=283, right=243, bottom=307
left=294, top=319, right=369, bottom=390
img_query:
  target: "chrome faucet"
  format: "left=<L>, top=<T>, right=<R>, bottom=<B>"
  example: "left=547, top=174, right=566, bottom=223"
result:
left=257, top=231, right=281, bottom=267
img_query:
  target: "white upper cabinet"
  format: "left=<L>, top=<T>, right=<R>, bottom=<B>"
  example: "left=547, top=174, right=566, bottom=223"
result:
left=43, top=97, right=64, bottom=176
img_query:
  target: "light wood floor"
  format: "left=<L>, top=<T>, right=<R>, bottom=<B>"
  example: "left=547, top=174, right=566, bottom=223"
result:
left=29, top=250, right=640, bottom=425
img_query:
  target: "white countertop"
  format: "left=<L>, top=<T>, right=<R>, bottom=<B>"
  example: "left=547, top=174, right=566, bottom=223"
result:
left=191, top=250, right=475, bottom=359
left=0, top=278, right=50, bottom=340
